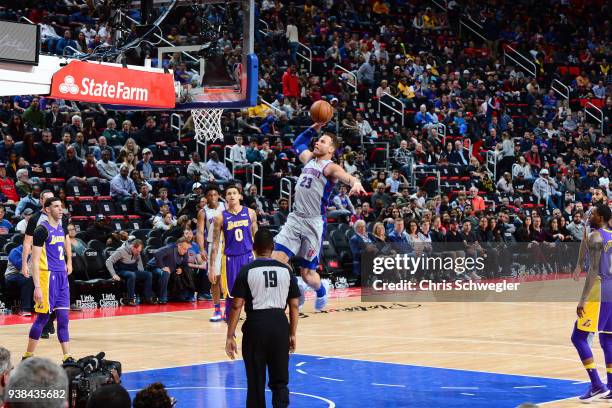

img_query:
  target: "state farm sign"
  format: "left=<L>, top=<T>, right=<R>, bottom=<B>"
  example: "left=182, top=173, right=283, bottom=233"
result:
left=50, top=60, right=175, bottom=109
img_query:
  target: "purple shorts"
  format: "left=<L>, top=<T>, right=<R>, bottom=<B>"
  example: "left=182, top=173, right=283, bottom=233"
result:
left=35, top=270, right=69, bottom=314
left=222, top=252, right=254, bottom=297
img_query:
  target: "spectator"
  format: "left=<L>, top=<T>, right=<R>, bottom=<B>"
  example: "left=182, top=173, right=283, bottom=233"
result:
left=133, top=382, right=174, bottom=408
left=229, top=135, right=250, bottom=170
left=15, top=207, right=33, bottom=233
left=156, top=188, right=177, bottom=216
left=85, top=384, right=131, bottom=408
left=5, top=244, right=33, bottom=316
left=285, top=17, right=299, bottom=65
left=15, top=184, right=42, bottom=217
left=0, top=205, right=12, bottom=234
left=206, top=151, right=232, bottom=183
left=496, top=172, right=514, bottom=195
left=134, top=183, right=159, bottom=220
left=15, top=168, right=34, bottom=198
left=97, top=149, right=120, bottom=181
left=57, top=146, right=94, bottom=190
left=56, top=132, right=73, bottom=161
left=110, top=165, right=137, bottom=202
left=22, top=97, right=44, bottom=129
left=186, top=152, right=214, bottom=183
left=349, top=220, right=374, bottom=278
left=67, top=223, right=87, bottom=256
left=272, top=198, right=290, bottom=226
left=281, top=65, right=299, bottom=102
left=148, top=237, right=194, bottom=303
left=0, top=134, right=15, bottom=162
left=532, top=169, right=562, bottom=209
left=36, top=130, right=59, bottom=164
left=0, top=347, right=11, bottom=405
left=105, top=238, right=158, bottom=306
left=4, top=357, right=68, bottom=407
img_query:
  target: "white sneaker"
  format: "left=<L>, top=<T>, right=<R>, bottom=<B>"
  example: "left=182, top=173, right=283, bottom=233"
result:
left=314, top=280, right=331, bottom=312
left=469, top=272, right=482, bottom=280
left=297, top=277, right=308, bottom=312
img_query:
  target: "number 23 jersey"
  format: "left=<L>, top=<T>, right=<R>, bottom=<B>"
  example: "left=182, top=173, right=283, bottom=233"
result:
left=222, top=206, right=253, bottom=256
left=294, top=158, right=335, bottom=217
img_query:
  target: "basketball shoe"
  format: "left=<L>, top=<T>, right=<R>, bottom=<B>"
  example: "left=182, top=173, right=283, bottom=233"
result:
left=579, top=384, right=609, bottom=402
left=314, top=280, right=331, bottom=312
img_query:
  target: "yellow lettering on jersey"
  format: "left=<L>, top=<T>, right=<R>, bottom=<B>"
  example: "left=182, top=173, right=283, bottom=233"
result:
left=605, top=241, right=612, bottom=253
left=49, top=236, right=65, bottom=245
left=227, top=220, right=249, bottom=230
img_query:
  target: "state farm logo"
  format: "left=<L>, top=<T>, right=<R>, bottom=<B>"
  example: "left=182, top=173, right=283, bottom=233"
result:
left=57, top=75, right=149, bottom=102
left=59, top=75, right=79, bottom=95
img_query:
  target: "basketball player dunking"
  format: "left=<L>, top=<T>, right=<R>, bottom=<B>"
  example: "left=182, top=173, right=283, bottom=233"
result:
left=210, top=185, right=258, bottom=321
left=23, top=197, right=74, bottom=363
left=197, top=185, right=226, bottom=322
left=572, top=203, right=612, bottom=401
left=272, top=123, right=366, bottom=311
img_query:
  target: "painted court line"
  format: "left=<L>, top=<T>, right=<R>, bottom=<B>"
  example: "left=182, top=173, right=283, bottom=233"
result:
left=514, top=385, right=547, bottom=389
left=441, top=386, right=480, bottom=390
left=461, top=393, right=475, bottom=396
left=296, top=362, right=307, bottom=367
left=319, top=376, right=344, bottom=382
left=371, top=383, right=406, bottom=388
left=296, top=369, right=307, bottom=375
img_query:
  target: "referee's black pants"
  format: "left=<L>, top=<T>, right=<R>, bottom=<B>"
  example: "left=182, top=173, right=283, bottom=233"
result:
left=242, top=312, right=290, bottom=408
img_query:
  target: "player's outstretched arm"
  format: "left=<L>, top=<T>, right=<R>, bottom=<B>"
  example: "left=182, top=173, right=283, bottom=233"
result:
left=209, top=214, right=223, bottom=283
left=577, top=230, right=603, bottom=317
left=573, top=227, right=589, bottom=280
left=324, top=163, right=366, bottom=196
left=294, top=123, right=326, bottom=164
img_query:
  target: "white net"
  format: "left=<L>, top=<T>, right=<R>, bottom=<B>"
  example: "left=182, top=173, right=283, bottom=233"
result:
left=192, top=108, right=224, bottom=144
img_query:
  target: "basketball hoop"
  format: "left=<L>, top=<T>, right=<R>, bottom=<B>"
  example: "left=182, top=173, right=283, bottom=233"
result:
left=192, top=108, right=224, bottom=144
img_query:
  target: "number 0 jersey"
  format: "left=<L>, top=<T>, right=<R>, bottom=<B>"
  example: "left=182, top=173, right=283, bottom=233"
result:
left=222, top=206, right=253, bottom=256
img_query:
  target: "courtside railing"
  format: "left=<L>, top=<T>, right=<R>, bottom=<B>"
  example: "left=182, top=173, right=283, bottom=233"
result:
left=251, top=162, right=263, bottom=194
left=334, top=64, right=357, bottom=93
left=280, top=178, right=293, bottom=210
left=585, top=101, right=604, bottom=133
left=552, top=79, right=570, bottom=101
left=503, top=44, right=536, bottom=78
left=297, top=42, right=312, bottom=72
left=378, top=92, right=405, bottom=127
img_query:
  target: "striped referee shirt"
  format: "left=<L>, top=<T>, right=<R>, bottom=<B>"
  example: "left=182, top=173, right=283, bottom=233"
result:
left=231, top=258, right=300, bottom=316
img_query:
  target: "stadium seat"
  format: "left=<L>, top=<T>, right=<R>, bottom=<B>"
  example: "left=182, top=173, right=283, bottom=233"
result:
left=84, top=249, right=108, bottom=279
left=96, top=196, right=116, bottom=216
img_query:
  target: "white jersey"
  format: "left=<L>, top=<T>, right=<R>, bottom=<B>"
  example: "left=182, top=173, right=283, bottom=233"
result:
left=204, top=202, right=226, bottom=243
left=294, top=158, right=335, bottom=217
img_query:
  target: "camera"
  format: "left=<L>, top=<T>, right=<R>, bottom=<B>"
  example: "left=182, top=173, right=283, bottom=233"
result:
left=63, top=352, right=122, bottom=408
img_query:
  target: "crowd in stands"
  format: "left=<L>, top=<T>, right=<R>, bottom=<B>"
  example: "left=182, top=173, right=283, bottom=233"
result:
left=0, top=0, right=609, bottom=297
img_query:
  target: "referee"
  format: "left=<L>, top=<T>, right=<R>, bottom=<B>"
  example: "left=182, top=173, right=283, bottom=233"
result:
left=225, top=229, right=300, bottom=408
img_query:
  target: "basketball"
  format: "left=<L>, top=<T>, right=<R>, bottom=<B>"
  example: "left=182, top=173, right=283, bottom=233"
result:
left=310, top=100, right=334, bottom=123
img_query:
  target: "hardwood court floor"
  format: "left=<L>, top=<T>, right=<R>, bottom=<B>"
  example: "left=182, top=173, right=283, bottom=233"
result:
left=0, top=297, right=604, bottom=407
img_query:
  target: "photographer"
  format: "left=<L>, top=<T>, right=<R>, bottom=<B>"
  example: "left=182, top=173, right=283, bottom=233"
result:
left=0, top=347, right=11, bottom=406
left=86, top=384, right=130, bottom=408
left=63, top=352, right=124, bottom=408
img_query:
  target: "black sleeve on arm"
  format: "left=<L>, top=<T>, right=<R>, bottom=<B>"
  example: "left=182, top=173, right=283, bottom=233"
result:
left=32, top=225, right=48, bottom=247
left=231, top=265, right=249, bottom=299
left=25, top=213, right=40, bottom=237
left=287, top=274, right=301, bottom=300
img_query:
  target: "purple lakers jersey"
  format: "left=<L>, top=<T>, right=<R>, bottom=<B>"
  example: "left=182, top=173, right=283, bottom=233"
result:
left=222, top=206, right=253, bottom=256
left=39, top=220, right=67, bottom=273
left=599, top=228, right=612, bottom=279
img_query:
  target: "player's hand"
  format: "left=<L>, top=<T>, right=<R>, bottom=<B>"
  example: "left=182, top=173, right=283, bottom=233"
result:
left=201, top=251, right=208, bottom=263
left=289, top=335, right=297, bottom=353
left=573, top=266, right=583, bottom=281
left=349, top=182, right=366, bottom=196
left=208, top=270, right=217, bottom=284
left=112, top=275, right=121, bottom=281
left=33, top=287, right=43, bottom=305
left=66, top=263, right=73, bottom=276
left=163, top=267, right=171, bottom=274
left=22, top=268, right=30, bottom=278
left=226, top=337, right=238, bottom=360
left=311, top=122, right=327, bottom=132
left=577, top=301, right=586, bottom=318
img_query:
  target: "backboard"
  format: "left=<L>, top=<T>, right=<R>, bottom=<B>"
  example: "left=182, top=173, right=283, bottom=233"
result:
left=0, top=0, right=258, bottom=111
